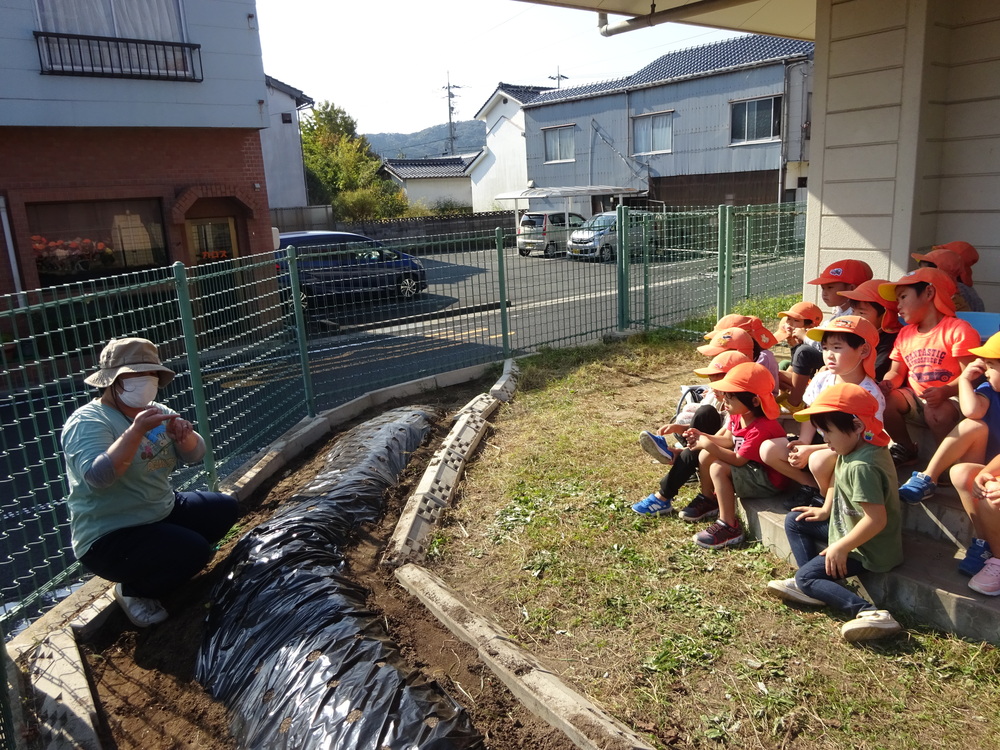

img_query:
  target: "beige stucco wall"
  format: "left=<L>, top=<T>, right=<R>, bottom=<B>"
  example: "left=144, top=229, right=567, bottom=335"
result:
left=805, top=0, right=999, bottom=308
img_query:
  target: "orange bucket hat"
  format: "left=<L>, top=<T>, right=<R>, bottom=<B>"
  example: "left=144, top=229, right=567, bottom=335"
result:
left=933, top=241, right=978, bottom=285
left=693, top=350, right=752, bottom=377
left=878, top=267, right=957, bottom=318
left=710, top=362, right=779, bottom=419
left=839, top=279, right=900, bottom=332
left=696, top=327, right=755, bottom=358
left=911, top=247, right=967, bottom=283
left=806, top=315, right=880, bottom=378
left=708, top=314, right=775, bottom=349
left=793, top=382, right=890, bottom=446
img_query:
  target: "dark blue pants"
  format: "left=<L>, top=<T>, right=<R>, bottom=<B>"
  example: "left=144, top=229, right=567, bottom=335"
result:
left=783, top=510, right=874, bottom=617
left=80, top=491, right=239, bottom=599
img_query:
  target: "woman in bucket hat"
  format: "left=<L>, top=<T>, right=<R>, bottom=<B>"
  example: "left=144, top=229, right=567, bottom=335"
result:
left=61, top=338, right=239, bottom=628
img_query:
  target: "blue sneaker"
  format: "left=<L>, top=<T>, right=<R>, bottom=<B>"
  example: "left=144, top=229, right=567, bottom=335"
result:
left=632, top=493, right=673, bottom=516
left=639, top=431, right=674, bottom=465
left=898, top=471, right=936, bottom=505
left=958, top=539, right=992, bottom=577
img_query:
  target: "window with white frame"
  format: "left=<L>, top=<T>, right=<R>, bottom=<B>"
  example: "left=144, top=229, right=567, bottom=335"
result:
left=543, top=125, right=575, bottom=162
left=632, top=111, right=673, bottom=154
left=731, top=96, right=782, bottom=144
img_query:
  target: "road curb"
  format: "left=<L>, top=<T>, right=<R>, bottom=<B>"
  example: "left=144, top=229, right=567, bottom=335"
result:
left=383, top=359, right=517, bottom=567
left=395, top=564, right=654, bottom=750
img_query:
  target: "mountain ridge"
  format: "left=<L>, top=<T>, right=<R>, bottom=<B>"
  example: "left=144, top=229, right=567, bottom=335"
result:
left=365, top=120, right=486, bottom=160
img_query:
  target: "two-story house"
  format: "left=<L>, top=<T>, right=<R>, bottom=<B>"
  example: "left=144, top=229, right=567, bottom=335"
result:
left=261, top=75, right=313, bottom=210
left=522, top=35, right=813, bottom=214
left=470, top=83, right=551, bottom=213
left=0, top=0, right=274, bottom=295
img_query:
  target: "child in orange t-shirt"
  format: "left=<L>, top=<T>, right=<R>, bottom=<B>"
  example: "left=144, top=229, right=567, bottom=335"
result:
left=878, top=267, right=980, bottom=466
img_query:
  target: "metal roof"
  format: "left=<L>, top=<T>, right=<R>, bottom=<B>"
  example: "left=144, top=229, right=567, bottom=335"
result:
left=495, top=185, right=646, bottom=200
left=525, top=34, right=812, bottom=107
left=511, top=0, right=814, bottom=42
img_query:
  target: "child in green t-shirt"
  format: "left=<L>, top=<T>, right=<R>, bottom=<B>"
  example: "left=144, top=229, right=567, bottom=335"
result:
left=765, top=383, right=904, bottom=642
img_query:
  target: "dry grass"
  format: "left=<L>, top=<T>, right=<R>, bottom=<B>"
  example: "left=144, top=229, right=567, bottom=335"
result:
left=430, top=331, right=1000, bottom=749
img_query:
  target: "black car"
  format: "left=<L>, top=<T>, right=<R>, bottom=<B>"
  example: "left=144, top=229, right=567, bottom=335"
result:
left=276, top=231, right=427, bottom=300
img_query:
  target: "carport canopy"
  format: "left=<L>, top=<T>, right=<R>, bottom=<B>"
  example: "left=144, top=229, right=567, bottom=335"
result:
left=510, top=0, right=814, bottom=41
left=495, top=185, right=647, bottom=238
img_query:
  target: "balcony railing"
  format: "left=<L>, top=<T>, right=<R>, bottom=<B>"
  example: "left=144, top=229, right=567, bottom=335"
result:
left=34, top=31, right=203, bottom=82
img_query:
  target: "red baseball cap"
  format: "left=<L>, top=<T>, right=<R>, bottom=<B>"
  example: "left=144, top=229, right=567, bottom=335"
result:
left=878, top=267, right=957, bottom=317
left=808, top=260, right=874, bottom=287
left=710, top=362, right=779, bottom=419
left=693, top=350, right=752, bottom=377
left=933, top=241, right=978, bottom=285
left=696, top=327, right=755, bottom=358
left=805, top=315, right=880, bottom=378
left=839, top=279, right=900, bottom=332
left=793, top=382, right=890, bottom=447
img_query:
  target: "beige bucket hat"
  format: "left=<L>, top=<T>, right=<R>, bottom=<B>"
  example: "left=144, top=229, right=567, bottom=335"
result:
left=84, top=338, right=175, bottom=388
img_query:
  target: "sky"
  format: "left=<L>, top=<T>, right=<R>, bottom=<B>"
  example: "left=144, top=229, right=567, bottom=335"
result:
left=255, top=0, right=742, bottom=136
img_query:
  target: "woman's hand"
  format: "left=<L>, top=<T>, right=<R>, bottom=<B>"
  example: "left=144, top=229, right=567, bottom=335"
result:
left=165, top=416, right=194, bottom=444
left=129, top=408, right=176, bottom=436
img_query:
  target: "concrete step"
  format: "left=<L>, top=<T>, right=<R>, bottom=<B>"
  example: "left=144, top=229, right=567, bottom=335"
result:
left=741, top=497, right=1000, bottom=646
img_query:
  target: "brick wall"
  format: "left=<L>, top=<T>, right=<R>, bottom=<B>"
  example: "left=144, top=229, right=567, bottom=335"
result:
left=0, top=126, right=272, bottom=295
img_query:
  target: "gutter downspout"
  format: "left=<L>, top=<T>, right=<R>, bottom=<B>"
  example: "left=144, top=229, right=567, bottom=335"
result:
left=0, top=197, right=26, bottom=307
left=598, top=0, right=762, bottom=37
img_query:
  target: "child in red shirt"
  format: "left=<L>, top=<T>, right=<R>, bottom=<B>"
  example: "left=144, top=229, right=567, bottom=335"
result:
left=680, top=363, right=791, bottom=549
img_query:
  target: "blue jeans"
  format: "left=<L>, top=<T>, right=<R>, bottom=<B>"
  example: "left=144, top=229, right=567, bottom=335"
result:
left=80, top=491, right=239, bottom=599
left=783, top=510, right=874, bottom=617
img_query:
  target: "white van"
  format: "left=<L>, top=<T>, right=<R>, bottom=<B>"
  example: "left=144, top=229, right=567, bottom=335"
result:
left=516, top=210, right=586, bottom=257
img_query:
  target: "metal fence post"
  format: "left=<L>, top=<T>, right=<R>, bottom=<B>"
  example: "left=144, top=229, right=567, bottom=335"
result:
left=717, top=205, right=734, bottom=317
left=286, top=245, right=316, bottom=417
left=744, top=211, right=753, bottom=299
left=617, top=204, right=630, bottom=331
left=642, top=213, right=651, bottom=330
left=172, top=262, right=219, bottom=491
left=495, top=227, right=511, bottom=358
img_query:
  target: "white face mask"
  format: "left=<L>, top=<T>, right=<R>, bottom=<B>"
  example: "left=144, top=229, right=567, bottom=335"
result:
left=118, top=375, right=160, bottom=408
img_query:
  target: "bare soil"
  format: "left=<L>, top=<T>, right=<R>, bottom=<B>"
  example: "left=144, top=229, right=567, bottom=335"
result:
left=77, top=378, right=574, bottom=750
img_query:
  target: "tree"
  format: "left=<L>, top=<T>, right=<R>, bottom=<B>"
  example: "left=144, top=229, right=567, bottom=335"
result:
left=300, top=101, right=407, bottom=219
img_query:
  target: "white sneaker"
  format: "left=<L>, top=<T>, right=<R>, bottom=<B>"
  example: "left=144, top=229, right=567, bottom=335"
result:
left=840, top=609, right=901, bottom=642
left=114, top=583, right=168, bottom=627
left=766, top=578, right=825, bottom=606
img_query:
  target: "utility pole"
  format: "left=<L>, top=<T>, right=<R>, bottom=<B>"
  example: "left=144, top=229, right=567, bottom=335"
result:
left=548, top=67, right=568, bottom=89
left=443, top=73, right=462, bottom=155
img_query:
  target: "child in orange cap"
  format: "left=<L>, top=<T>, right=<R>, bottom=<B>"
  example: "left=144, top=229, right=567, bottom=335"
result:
left=697, top=327, right=755, bottom=359
left=839, top=279, right=899, bottom=380
left=877, top=268, right=980, bottom=466
left=766, top=383, right=903, bottom=642
left=707, top=314, right=780, bottom=394
left=773, top=301, right=824, bottom=412
left=633, top=351, right=751, bottom=516
left=911, top=247, right=984, bottom=312
left=680, top=362, right=791, bottom=548
left=933, top=241, right=979, bottom=286
left=762, top=316, right=883, bottom=510
left=807, top=259, right=874, bottom=320
left=898, top=332, right=1000, bottom=578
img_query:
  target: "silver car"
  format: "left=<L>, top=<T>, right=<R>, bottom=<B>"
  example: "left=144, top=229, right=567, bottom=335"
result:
left=567, top=210, right=658, bottom=262
left=516, top=211, right=586, bottom=257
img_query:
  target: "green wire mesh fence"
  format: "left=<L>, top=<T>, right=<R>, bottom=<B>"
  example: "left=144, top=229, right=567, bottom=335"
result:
left=0, top=201, right=805, bottom=641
